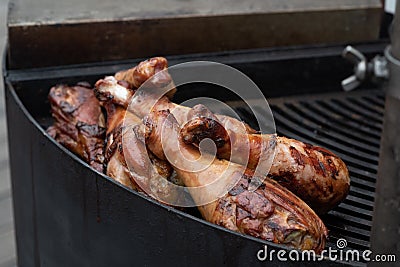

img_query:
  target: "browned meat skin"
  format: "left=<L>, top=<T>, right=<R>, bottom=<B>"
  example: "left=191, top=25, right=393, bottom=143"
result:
left=182, top=104, right=276, bottom=170
left=97, top=85, right=174, bottom=190
left=102, top=105, right=140, bottom=190
left=144, top=110, right=328, bottom=253
left=95, top=75, right=256, bottom=133
left=103, top=109, right=182, bottom=203
left=114, top=57, right=176, bottom=99
left=47, top=83, right=106, bottom=172
left=148, top=152, right=173, bottom=179
left=180, top=105, right=350, bottom=214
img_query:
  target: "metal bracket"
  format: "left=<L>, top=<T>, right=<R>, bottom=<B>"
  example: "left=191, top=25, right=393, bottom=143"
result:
left=341, top=45, right=389, bottom=91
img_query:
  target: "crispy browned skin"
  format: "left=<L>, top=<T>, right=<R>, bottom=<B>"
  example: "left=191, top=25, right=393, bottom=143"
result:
left=115, top=57, right=176, bottom=99
left=182, top=104, right=275, bottom=169
left=102, top=105, right=141, bottom=190
left=47, top=83, right=106, bottom=172
left=144, top=110, right=328, bottom=253
left=95, top=75, right=255, bottom=133
left=103, top=108, right=181, bottom=203
left=96, top=82, right=174, bottom=190
left=180, top=105, right=350, bottom=214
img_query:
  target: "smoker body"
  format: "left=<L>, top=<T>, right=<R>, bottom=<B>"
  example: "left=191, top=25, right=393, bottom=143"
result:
left=4, top=0, right=392, bottom=265
left=4, top=44, right=387, bottom=266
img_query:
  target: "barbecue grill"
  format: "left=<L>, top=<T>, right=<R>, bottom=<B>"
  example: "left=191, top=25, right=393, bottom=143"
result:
left=3, top=0, right=399, bottom=266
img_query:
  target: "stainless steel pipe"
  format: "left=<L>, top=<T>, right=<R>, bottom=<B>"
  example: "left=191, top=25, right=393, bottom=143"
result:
left=371, top=2, right=400, bottom=264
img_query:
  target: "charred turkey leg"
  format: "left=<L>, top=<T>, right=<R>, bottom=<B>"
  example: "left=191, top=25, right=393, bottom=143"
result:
left=144, top=110, right=328, bottom=253
left=180, top=104, right=350, bottom=214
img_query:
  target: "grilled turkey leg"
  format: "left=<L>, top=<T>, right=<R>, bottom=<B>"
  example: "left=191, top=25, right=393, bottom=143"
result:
left=144, top=110, right=328, bottom=253
left=181, top=104, right=350, bottom=214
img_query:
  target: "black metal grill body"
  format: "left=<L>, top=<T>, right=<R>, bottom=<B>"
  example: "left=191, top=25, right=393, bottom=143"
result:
left=4, top=43, right=387, bottom=266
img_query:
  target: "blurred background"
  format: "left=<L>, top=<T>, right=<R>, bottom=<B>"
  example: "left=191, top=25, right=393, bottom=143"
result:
left=0, top=0, right=15, bottom=267
left=0, top=0, right=13, bottom=266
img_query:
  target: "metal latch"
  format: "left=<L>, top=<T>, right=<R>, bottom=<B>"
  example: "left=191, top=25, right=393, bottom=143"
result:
left=341, top=46, right=389, bottom=91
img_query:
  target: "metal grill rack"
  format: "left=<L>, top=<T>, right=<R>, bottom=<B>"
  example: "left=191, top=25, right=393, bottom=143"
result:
left=230, top=89, right=383, bottom=259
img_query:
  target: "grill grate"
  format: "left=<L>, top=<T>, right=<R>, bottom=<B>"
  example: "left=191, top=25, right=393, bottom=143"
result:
left=229, top=89, right=384, bottom=257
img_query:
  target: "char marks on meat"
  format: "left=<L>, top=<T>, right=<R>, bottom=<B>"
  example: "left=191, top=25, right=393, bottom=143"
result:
left=96, top=80, right=175, bottom=192
left=180, top=104, right=350, bottom=214
left=144, top=110, right=328, bottom=253
left=95, top=57, right=350, bottom=214
left=47, top=83, right=106, bottom=172
left=47, top=57, right=354, bottom=253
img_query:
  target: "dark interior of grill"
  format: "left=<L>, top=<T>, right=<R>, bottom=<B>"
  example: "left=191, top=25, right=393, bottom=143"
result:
left=7, top=43, right=386, bottom=265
